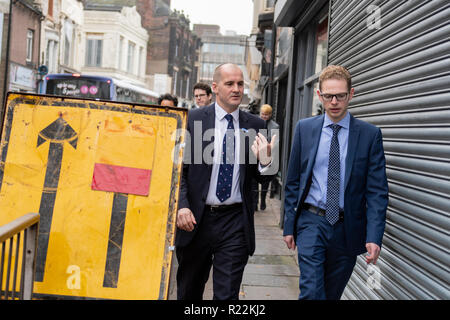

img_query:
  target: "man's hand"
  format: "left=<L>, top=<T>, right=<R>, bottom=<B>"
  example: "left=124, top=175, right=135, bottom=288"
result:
left=177, top=208, right=197, bottom=232
left=252, top=133, right=276, bottom=166
left=284, top=235, right=296, bottom=251
left=365, top=242, right=381, bottom=264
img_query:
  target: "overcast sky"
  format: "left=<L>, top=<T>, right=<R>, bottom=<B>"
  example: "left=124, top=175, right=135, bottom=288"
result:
left=170, top=0, right=254, bottom=36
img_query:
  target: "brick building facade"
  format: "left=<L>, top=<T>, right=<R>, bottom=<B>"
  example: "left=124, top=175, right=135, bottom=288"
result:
left=136, top=0, right=201, bottom=106
left=7, top=0, right=42, bottom=95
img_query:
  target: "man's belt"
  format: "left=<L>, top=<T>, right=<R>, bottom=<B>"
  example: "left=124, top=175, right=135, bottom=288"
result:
left=302, top=203, right=344, bottom=220
left=205, top=202, right=243, bottom=214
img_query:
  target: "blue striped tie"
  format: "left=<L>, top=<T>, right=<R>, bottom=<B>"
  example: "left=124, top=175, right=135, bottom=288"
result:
left=326, top=124, right=342, bottom=225
left=216, top=114, right=235, bottom=202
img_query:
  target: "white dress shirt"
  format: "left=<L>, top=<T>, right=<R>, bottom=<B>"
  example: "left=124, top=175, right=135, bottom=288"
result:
left=206, top=103, right=242, bottom=205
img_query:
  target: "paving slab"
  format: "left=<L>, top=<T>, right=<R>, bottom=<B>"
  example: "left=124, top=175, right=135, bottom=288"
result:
left=254, top=239, right=294, bottom=256
left=255, top=225, right=284, bottom=239
left=241, top=285, right=299, bottom=300
left=248, top=254, right=297, bottom=266
left=244, top=263, right=299, bottom=277
left=241, top=272, right=299, bottom=289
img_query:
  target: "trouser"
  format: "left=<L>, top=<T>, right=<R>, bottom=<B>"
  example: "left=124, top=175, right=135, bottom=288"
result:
left=176, top=205, right=248, bottom=300
left=296, top=209, right=357, bottom=300
left=259, top=180, right=270, bottom=207
left=251, top=177, right=278, bottom=209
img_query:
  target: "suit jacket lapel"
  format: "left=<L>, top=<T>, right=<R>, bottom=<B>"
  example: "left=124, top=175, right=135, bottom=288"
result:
left=203, top=104, right=215, bottom=133
left=305, top=115, right=324, bottom=183
left=238, top=110, right=249, bottom=190
left=202, top=104, right=215, bottom=177
left=344, top=114, right=360, bottom=191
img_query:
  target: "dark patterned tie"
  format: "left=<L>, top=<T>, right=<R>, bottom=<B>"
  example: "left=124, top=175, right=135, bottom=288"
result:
left=326, top=124, right=342, bottom=225
left=216, top=114, right=235, bottom=202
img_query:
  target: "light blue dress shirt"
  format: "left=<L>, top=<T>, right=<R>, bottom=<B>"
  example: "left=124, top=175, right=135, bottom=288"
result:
left=304, top=112, right=350, bottom=210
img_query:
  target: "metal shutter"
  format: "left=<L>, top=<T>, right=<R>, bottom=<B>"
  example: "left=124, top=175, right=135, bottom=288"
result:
left=328, top=0, right=450, bottom=299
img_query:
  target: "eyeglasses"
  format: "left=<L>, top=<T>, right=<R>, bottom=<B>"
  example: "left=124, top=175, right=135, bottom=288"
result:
left=320, top=92, right=349, bottom=102
left=194, top=94, right=207, bottom=98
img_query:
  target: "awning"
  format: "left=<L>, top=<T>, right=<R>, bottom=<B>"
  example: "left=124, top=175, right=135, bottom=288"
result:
left=113, top=78, right=159, bottom=98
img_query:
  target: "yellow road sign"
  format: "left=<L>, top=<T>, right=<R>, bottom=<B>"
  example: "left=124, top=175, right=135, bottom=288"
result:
left=0, top=93, right=187, bottom=299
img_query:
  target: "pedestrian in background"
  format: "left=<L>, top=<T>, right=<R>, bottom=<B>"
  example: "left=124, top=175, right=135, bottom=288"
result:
left=193, top=82, right=213, bottom=107
left=283, top=65, right=388, bottom=300
left=158, top=93, right=178, bottom=107
left=252, top=104, right=280, bottom=210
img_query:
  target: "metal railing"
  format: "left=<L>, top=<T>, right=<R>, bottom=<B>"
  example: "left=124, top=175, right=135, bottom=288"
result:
left=0, top=213, right=40, bottom=300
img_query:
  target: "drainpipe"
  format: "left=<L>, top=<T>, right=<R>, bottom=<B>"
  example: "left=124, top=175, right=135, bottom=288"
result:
left=2, top=0, right=13, bottom=115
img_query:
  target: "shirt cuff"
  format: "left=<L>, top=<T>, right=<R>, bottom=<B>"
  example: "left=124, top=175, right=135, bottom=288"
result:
left=258, top=160, right=272, bottom=173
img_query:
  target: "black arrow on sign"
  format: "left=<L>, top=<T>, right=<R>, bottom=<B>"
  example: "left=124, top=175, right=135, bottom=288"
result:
left=35, top=116, right=78, bottom=282
left=103, top=192, right=128, bottom=288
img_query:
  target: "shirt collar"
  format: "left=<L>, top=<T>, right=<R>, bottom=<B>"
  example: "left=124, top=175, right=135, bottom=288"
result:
left=215, top=102, right=239, bottom=122
left=323, top=111, right=350, bottom=130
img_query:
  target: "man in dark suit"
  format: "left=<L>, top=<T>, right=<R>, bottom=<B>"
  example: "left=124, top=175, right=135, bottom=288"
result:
left=176, top=63, right=275, bottom=300
left=283, top=65, right=388, bottom=300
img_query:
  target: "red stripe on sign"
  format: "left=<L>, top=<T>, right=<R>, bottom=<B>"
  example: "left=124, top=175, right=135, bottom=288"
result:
left=92, top=163, right=151, bottom=196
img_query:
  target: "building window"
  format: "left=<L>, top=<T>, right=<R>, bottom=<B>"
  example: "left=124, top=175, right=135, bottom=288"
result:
left=185, top=75, right=190, bottom=99
left=154, top=0, right=170, bottom=16
left=26, top=29, right=33, bottom=62
left=46, top=39, right=58, bottom=73
left=290, top=2, right=329, bottom=120
left=311, top=81, right=323, bottom=116
left=138, top=46, right=143, bottom=76
left=127, top=41, right=135, bottom=73
left=63, top=20, right=74, bottom=66
left=86, top=38, right=103, bottom=67
left=314, top=16, right=328, bottom=75
left=201, top=63, right=217, bottom=80
left=265, top=0, right=275, bottom=9
left=118, top=36, right=124, bottom=70
left=173, top=71, right=177, bottom=95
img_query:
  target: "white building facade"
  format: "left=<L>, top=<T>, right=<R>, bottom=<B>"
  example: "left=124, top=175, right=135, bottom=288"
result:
left=33, top=0, right=84, bottom=81
left=82, top=5, right=148, bottom=88
left=35, top=0, right=62, bottom=75
left=59, top=0, right=84, bottom=73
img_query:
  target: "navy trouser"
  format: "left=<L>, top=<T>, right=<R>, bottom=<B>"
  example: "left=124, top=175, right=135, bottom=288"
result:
left=176, top=206, right=248, bottom=300
left=296, top=209, right=357, bottom=300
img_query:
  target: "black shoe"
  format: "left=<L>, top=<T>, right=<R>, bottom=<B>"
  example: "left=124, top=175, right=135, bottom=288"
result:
left=260, top=203, right=266, bottom=211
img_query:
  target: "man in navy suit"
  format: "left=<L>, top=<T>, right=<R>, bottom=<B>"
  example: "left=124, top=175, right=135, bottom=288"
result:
left=283, top=65, right=388, bottom=300
left=176, top=63, right=276, bottom=300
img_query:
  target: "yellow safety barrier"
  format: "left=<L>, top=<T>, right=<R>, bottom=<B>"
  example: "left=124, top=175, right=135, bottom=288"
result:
left=0, top=93, right=187, bottom=299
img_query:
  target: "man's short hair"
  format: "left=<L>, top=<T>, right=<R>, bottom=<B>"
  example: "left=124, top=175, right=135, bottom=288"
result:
left=158, top=93, right=178, bottom=106
left=319, top=65, right=352, bottom=92
left=193, top=82, right=212, bottom=95
left=213, top=63, right=242, bottom=83
left=260, top=104, right=273, bottom=114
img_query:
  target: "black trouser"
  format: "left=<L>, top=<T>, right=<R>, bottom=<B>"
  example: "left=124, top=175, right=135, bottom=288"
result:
left=252, top=178, right=278, bottom=209
left=176, top=205, right=248, bottom=300
left=260, top=180, right=270, bottom=206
